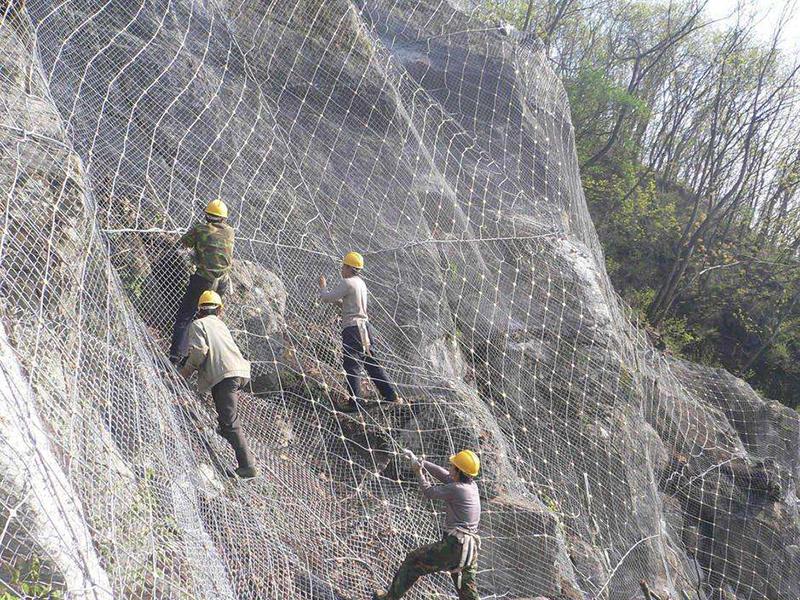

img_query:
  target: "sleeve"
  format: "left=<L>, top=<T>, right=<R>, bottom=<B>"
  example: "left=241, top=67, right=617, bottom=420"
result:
left=184, top=322, right=208, bottom=372
left=318, top=279, right=349, bottom=303
left=417, top=470, right=456, bottom=501
left=178, top=225, right=196, bottom=248
left=421, top=460, right=454, bottom=483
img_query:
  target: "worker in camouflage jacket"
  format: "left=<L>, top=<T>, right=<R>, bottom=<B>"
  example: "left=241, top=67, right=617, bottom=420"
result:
left=169, top=199, right=234, bottom=364
left=373, top=450, right=482, bottom=600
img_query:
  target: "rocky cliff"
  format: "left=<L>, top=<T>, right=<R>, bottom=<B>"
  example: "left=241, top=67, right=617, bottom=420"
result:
left=0, top=1, right=798, bottom=599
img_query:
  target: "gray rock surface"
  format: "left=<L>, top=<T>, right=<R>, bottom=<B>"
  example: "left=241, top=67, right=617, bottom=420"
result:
left=224, top=260, right=289, bottom=394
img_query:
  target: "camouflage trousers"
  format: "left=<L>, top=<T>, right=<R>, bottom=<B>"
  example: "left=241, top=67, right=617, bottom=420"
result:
left=384, top=535, right=479, bottom=599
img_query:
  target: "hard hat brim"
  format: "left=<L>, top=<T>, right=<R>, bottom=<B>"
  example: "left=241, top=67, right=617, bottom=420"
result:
left=449, top=453, right=479, bottom=477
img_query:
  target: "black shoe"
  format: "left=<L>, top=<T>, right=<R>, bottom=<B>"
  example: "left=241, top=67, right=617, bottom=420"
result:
left=229, top=466, right=258, bottom=479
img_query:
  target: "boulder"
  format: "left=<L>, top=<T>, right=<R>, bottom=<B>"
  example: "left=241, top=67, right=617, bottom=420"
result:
left=481, top=494, right=579, bottom=598
left=223, top=259, right=290, bottom=394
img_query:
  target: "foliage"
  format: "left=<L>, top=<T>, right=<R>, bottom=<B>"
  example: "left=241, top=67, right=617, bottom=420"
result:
left=0, top=558, right=63, bottom=599
left=565, top=68, right=649, bottom=163
left=582, top=167, right=681, bottom=292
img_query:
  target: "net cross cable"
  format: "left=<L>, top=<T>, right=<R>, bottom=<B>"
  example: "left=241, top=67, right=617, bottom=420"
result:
left=0, top=1, right=798, bottom=599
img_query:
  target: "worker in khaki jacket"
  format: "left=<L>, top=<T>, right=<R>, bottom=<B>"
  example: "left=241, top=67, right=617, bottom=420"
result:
left=373, top=450, right=482, bottom=600
left=170, top=199, right=235, bottom=364
left=318, top=251, right=400, bottom=409
left=180, top=290, right=257, bottom=479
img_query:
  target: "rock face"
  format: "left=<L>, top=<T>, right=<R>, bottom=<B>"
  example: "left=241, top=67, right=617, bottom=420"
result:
left=224, top=260, right=290, bottom=393
left=0, top=2, right=798, bottom=599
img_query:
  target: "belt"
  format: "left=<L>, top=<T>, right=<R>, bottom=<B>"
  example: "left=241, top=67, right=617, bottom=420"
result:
left=446, top=528, right=480, bottom=589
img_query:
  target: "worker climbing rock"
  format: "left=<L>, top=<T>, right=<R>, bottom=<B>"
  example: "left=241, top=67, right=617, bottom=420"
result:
left=318, top=251, right=401, bottom=409
left=169, top=199, right=234, bottom=365
left=373, top=450, right=482, bottom=600
left=180, top=290, right=257, bottom=479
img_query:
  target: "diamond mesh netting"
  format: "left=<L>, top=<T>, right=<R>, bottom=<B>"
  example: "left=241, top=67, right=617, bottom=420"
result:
left=1, top=1, right=798, bottom=599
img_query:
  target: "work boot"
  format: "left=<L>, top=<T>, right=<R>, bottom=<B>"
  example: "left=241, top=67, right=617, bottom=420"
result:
left=371, top=590, right=389, bottom=600
left=382, top=396, right=406, bottom=407
left=227, top=466, right=258, bottom=479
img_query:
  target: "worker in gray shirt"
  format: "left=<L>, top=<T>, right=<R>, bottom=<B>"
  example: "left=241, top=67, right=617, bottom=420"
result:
left=180, top=290, right=257, bottom=479
left=318, top=251, right=400, bottom=409
left=373, top=450, right=482, bottom=600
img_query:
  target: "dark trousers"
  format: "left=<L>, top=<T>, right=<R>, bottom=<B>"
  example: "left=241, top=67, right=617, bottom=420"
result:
left=169, top=273, right=220, bottom=360
left=342, top=324, right=396, bottom=404
left=386, top=535, right=479, bottom=599
left=211, top=377, right=255, bottom=469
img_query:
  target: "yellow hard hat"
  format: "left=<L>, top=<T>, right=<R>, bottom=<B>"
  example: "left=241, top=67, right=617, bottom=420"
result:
left=450, top=449, right=480, bottom=477
left=342, top=251, right=364, bottom=270
left=205, top=199, right=228, bottom=218
left=197, top=290, right=223, bottom=310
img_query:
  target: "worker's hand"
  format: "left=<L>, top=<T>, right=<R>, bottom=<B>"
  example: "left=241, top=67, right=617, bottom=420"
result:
left=403, top=449, right=419, bottom=464
left=411, top=461, right=422, bottom=474
left=318, top=275, right=327, bottom=289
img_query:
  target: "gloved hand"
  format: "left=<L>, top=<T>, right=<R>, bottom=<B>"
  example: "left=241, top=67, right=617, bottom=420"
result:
left=403, top=449, right=420, bottom=465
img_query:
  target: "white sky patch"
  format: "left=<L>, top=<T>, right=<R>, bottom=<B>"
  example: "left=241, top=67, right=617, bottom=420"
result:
left=703, top=0, right=800, bottom=52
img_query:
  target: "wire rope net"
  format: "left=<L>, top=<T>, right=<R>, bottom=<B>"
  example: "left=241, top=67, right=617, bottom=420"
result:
left=0, top=1, right=798, bottom=599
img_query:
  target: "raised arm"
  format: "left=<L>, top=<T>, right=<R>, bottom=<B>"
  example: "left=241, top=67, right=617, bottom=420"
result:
left=417, top=468, right=456, bottom=501
left=318, top=279, right=349, bottom=303
left=421, top=460, right=453, bottom=483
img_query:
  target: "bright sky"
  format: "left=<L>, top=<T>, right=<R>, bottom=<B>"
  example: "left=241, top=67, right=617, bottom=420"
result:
left=703, top=0, right=800, bottom=52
